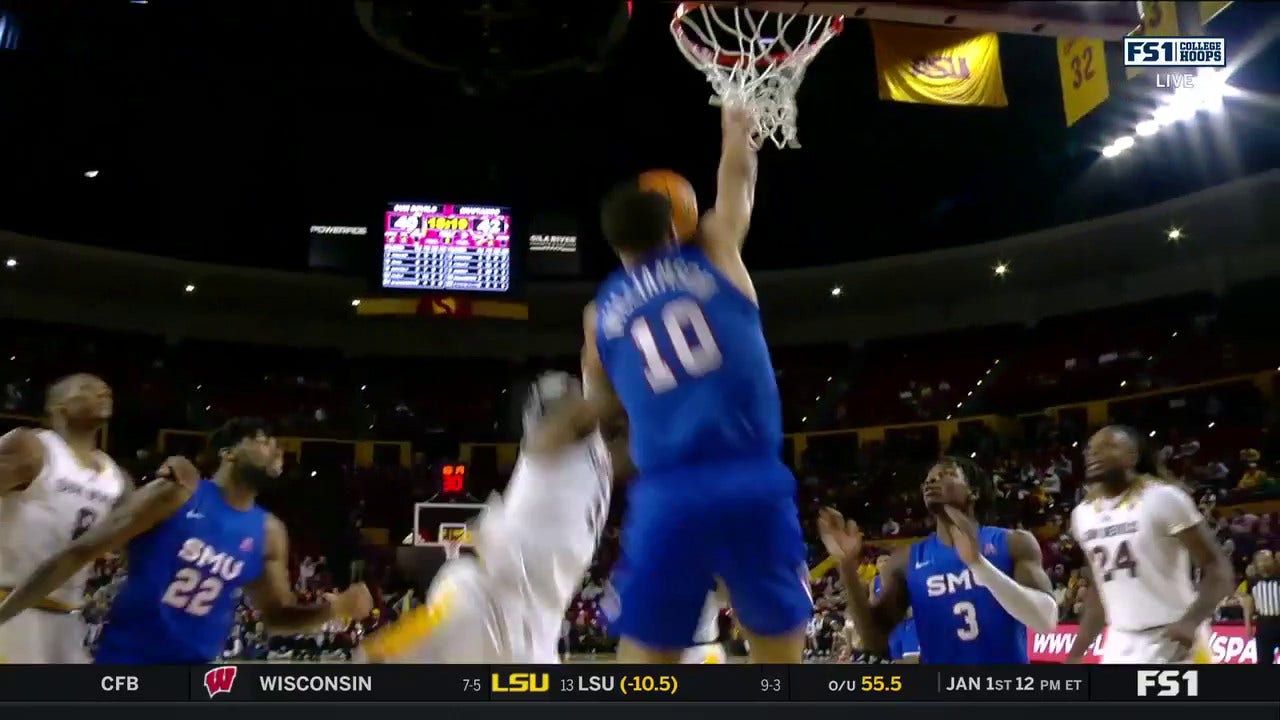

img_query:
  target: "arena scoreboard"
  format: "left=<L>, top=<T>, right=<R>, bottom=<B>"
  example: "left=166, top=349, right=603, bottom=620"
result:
left=382, top=201, right=512, bottom=293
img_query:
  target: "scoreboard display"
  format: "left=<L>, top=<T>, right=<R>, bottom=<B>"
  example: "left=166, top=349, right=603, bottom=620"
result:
left=382, top=202, right=512, bottom=293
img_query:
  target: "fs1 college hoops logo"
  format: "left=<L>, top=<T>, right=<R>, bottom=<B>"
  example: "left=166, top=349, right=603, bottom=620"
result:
left=203, top=666, right=239, bottom=698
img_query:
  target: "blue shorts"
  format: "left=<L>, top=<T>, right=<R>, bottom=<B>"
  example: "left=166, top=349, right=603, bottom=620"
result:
left=613, top=457, right=812, bottom=649
left=889, top=618, right=920, bottom=661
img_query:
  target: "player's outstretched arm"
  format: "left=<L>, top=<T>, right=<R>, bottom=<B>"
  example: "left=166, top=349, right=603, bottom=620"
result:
left=0, top=455, right=199, bottom=626
left=940, top=507, right=1058, bottom=632
left=245, top=514, right=373, bottom=633
left=818, top=507, right=908, bottom=655
left=0, top=428, right=45, bottom=495
left=699, top=104, right=757, bottom=255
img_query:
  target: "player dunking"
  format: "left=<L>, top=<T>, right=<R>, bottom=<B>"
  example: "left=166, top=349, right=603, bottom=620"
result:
left=0, top=374, right=128, bottom=663
left=1067, top=426, right=1233, bottom=664
left=583, top=104, right=812, bottom=663
left=0, top=417, right=372, bottom=663
left=821, top=457, right=1058, bottom=663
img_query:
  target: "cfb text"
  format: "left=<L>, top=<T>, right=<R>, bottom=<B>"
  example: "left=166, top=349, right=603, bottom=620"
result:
left=100, top=675, right=140, bottom=692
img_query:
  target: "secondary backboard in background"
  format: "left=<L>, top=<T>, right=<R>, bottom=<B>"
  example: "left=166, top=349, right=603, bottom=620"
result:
left=412, top=502, right=486, bottom=551
left=715, top=1, right=1142, bottom=40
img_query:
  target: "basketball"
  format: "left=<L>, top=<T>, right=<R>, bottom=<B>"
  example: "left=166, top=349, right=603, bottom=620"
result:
left=638, top=169, right=699, bottom=242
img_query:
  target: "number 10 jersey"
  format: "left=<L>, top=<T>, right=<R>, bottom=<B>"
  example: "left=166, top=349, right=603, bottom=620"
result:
left=594, top=244, right=783, bottom=476
left=96, top=478, right=267, bottom=663
left=1070, top=478, right=1202, bottom=633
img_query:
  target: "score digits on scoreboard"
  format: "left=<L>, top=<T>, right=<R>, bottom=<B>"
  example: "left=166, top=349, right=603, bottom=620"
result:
left=382, top=201, right=512, bottom=293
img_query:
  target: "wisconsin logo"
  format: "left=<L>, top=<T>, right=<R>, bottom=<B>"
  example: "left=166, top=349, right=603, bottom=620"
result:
left=203, top=666, right=238, bottom=698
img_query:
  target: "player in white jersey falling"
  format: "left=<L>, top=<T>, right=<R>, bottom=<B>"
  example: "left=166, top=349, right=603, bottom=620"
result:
left=0, top=374, right=134, bottom=662
left=1067, top=425, right=1233, bottom=664
left=359, top=372, right=616, bottom=663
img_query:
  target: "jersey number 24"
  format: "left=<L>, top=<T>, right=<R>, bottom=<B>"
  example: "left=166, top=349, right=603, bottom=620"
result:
left=160, top=568, right=223, bottom=617
left=630, top=299, right=723, bottom=393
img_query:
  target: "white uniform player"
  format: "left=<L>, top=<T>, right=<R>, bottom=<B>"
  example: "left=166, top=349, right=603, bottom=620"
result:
left=0, top=429, right=126, bottom=663
left=361, top=374, right=611, bottom=664
left=1070, top=479, right=1213, bottom=664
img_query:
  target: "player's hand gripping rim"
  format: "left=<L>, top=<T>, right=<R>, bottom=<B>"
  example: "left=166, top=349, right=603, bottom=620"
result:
left=818, top=507, right=863, bottom=561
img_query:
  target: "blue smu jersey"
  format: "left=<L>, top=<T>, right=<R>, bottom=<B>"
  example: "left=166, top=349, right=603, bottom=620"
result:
left=904, top=526, right=1028, bottom=664
left=96, top=479, right=267, bottom=663
left=595, top=244, right=783, bottom=475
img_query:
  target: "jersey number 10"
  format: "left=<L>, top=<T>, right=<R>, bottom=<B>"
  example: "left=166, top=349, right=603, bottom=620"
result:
left=630, top=299, right=723, bottom=393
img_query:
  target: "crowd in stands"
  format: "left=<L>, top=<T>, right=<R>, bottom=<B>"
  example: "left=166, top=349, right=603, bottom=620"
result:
left=3, top=280, right=1280, bottom=661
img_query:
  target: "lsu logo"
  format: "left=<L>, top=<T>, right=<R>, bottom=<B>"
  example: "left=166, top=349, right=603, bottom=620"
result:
left=491, top=673, right=549, bottom=693
left=203, top=666, right=238, bottom=698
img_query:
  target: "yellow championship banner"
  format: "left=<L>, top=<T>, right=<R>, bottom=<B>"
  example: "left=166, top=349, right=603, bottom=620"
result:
left=869, top=22, right=1008, bottom=108
left=1127, top=1, right=1180, bottom=78
left=1057, top=37, right=1110, bottom=127
left=1200, top=1, right=1232, bottom=26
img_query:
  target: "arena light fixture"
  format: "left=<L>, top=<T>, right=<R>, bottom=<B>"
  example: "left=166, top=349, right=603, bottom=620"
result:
left=83, top=170, right=99, bottom=179
left=1166, top=227, right=1183, bottom=241
left=310, top=470, right=318, bottom=478
left=1208, top=421, right=1216, bottom=429
left=1120, top=380, right=1128, bottom=388
left=351, top=298, right=361, bottom=307
left=830, top=285, right=843, bottom=297
left=184, top=283, right=196, bottom=293
left=4, top=257, right=15, bottom=268
left=993, top=262, right=1009, bottom=277
left=801, top=416, right=808, bottom=423
left=1104, top=70, right=1234, bottom=159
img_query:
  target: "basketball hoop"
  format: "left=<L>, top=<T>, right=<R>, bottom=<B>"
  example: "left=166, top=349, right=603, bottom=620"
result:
left=670, top=2, right=843, bottom=149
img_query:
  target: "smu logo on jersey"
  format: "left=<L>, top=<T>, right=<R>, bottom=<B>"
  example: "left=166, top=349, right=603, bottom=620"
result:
left=177, top=538, right=245, bottom=582
left=925, top=569, right=991, bottom=597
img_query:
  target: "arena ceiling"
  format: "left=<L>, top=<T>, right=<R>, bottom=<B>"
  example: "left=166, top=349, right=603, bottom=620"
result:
left=0, top=0, right=1275, bottom=278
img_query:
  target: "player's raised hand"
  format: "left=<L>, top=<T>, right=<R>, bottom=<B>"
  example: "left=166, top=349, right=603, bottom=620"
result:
left=818, top=507, right=863, bottom=561
left=328, top=582, right=374, bottom=621
left=941, top=505, right=981, bottom=565
left=157, top=455, right=200, bottom=487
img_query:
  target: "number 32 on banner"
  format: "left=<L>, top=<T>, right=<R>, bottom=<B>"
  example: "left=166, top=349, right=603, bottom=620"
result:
left=1057, top=37, right=1110, bottom=128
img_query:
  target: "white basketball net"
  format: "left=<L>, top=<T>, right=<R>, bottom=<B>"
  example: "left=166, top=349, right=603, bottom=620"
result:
left=670, top=2, right=843, bottom=149
left=443, top=540, right=462, bottom=562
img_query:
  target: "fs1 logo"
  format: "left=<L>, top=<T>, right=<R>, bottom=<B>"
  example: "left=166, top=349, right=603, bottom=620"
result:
left=1136, top=669, right=1199, bottom=697
left=203, top=666, right=239, bottom=698
left=1124, top=37, right=1226, bottom=67
left=491, top=673, right=550, bottom=693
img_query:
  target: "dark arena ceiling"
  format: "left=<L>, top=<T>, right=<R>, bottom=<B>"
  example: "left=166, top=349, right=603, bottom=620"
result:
left=0, top=0, right=1275, bottom=278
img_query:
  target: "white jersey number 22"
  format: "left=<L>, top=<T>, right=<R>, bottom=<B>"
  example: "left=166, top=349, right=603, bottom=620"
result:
left=630, top=299, right=723, bottom=393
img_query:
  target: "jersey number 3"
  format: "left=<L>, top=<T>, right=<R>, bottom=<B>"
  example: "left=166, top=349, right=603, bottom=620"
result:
left=953, top=600, right=981, bottom=641
left=630, top=299, right=723, bottom=393
left=160, top=567, right=223, bottom=617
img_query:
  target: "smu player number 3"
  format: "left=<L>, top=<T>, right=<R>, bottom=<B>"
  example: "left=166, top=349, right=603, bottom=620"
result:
left=953, top=600, right=980, bottom=640
left=630, top=299, right=723, bottom=393
left=160, top=568, right=223, bottom=617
